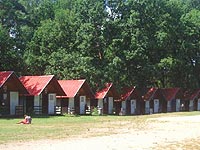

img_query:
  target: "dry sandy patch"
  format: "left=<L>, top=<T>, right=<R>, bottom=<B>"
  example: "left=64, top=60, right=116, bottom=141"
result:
left=1, top=115, right=200, bottom=150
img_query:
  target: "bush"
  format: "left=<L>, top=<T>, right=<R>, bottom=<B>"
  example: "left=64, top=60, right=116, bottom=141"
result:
left=91, top=107, right=99, bottom=116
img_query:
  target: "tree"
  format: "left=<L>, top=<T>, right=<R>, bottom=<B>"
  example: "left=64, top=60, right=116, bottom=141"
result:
left=180, top=9, right=200, bottom=87
left=24, top=19, right=62, bottom=74
left=0, top=0, right=26, bottom=72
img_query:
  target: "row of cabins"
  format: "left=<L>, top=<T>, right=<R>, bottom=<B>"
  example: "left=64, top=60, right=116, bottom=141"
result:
left=1, top=71, right=200, bottom=116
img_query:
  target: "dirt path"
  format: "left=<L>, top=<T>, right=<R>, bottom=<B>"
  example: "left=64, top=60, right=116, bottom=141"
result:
left=1, top=115, right=200, bottom=150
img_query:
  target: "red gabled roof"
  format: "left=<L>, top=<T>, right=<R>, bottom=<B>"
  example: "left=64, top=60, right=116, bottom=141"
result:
left=120, top=87, right=137, bottom=101
left=161, top=88, right=180, bottom=101
left=184, top=89, right=200, bottom=101
left=0, top=71, right=13, bottom=88
left=19, top=75, right=54, bottom=96
left=142, top=87, right=158, bottom=101
left=95, top=83, right=113, bottom=99
left=190, top=89, right=200, bottom=100
left=58, top=79, right=86, bottom=98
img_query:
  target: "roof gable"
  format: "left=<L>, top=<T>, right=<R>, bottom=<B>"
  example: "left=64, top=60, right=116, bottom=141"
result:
left=120, top=87, right=139, bottom=101
left=19, top=75, right=54, bottom=96
left=190, top=89, right=200, bottom=100
left=95, top=83, right=112, bottom=99
left=142, top=87, right=158, bottom=101
left=0, top=71, right=28, bottom=94
left=58, top=79, right=86, bottom=98
left=161, top=88, right=180, bottom=101
left=184, top=89, right=200, bottom=101
left=95, top=83, right=119, bottom=99
left=0, top=71, right=13, bottom=88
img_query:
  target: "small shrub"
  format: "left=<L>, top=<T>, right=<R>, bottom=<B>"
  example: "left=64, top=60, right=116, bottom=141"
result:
left=91, top=107, right=99, bottom=116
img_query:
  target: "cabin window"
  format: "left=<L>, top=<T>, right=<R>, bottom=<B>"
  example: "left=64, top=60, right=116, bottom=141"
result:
left=49, top=94, right=54, bottom=101
left=80, top=96, right=85, bottom=102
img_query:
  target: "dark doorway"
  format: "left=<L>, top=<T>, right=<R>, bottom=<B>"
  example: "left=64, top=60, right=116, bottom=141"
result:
left=26, top=96, right=34, bottom=114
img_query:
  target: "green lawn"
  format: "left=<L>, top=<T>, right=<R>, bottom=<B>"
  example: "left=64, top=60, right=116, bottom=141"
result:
left=0, top=111, right=200, bottom=144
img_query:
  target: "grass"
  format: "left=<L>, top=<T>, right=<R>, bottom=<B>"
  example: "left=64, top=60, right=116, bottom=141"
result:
left=0, top=111, right=200, bottom=144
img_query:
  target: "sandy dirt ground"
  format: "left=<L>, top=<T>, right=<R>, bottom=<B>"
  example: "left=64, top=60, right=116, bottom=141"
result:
left=1, top=115, right=200, bottom=150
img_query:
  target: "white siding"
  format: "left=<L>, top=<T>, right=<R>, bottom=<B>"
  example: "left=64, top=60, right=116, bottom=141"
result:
left=80, top=96, right=86, bottom=114
left=198, top=99, right=200, bottom=111
left=154, top=99, right=159, bottom=113
left=68, top=98, right=74, bottom=109
left=121, top=101, right=126, bottom=115
left=189, top=100, right=193, bottom=111
left=34, top=95, right=42, bottom=107
left=130, top=99, right=136, bottom=114
left=167, top=101, right=171, bottom=112
left=10, top=92, right=19, bottom=115
left=176, top=99, right=181, bottom=112
left=48, top=93, right=56, bottom=114
left=145, top=101, right=150, bottom=114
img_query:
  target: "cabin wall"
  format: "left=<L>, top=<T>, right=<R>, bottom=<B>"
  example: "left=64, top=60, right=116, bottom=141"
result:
left=26, top=96, right=34, bottom=114
left=131, top=99, right=137, bottom=115
left=42, top=93, right=48, bottom=114
left=153, top=99, right=159, bottom=113
left=121, top=101, right=126, bottom=115
left=198, top=99, right=200, bottom=111
left=108, top=97, right=114, bottom=114
left=10, top=91, right=19, bottom=115
left=0, top=88, right=10, bottom=115
left=145, top=101, right=150, bottom=114
left=189, top=100, right=194, bottom=111
left=74, top=96, right=80, bottom=114
left=103, top=97, right=108, bottom=114
left=167, top=101, right=171, bottom=112
left=162, top=99, right=167, bottom=113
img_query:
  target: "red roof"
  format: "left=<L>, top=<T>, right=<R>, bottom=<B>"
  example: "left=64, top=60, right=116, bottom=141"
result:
left=120, top=87, right=137, bottom=101
left=95, top=83, right=113, bottom=99
left=142, top=87, right=158, bottom=101
left=58, top=79, right=86, bottom=98
left=0, top=71, right=13, bottom=88
left=19, top=75, right=54, bottom=96
left=184, top=89, right=200, bottom=101
left=189, top=89, right=200, bottom=100
left=161, top=88, right=180, bottom=101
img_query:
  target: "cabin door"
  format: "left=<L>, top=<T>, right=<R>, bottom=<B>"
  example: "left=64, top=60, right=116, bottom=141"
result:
left=10, top=92, right=19, bottom=115
left=121, top=101, right=126, bottom=114
left=145, top=101, right=150, bottom=114
left=26, top=96, right=34, bottom=113
left=189, top=100, right=193, bottom=111
left=80, top=96, right=86, bottom=114
left=154, top=99, right=159, bottom=113
left=198, top=99, right=200, bottom=111
left=130, top=99, right=136, bottom=114
left=176, top=99, right=180, bottom=112
left=48, top=94, right=56, bottom=114
left=108, top=97, right=113, bottom=114
left=167, top=101, right=171, bottom=112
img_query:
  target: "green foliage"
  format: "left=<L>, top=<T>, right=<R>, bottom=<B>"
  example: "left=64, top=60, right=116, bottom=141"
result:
left=91, top=107, right=99, bottom=116
left=1, top=0, right=200, bottom=89
left=0, top=0, right=26, bottom=72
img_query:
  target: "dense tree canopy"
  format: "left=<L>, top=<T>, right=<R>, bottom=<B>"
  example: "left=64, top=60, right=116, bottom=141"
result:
left=1, top=0, right=200, bottom=90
